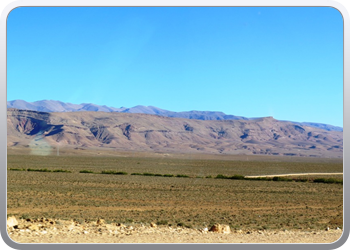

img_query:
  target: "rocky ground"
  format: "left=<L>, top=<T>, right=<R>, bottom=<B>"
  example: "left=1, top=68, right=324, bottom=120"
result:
left=6, top=216, right=344, bottom=244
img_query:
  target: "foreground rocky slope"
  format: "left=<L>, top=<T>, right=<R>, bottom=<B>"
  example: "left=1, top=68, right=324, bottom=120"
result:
left=6, top=216, right=343, bottom=244
left=7, top=109, right=343, bottom=158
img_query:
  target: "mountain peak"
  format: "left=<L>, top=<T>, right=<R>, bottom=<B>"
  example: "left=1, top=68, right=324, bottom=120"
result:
left=6, top=99, right=342, bottom=132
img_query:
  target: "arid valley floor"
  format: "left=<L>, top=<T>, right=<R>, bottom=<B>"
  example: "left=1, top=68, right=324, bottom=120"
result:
left=6, top=147, right=343, bottom=243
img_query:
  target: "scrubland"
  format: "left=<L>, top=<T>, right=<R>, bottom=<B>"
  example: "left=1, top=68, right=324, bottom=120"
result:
left=7, top=151, right=343, bottom=234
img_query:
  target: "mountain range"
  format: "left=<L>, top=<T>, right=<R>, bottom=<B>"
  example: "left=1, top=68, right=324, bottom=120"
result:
left=7, top=100, right=343, bottom=132
left=7, top=108, right=343, bottom=158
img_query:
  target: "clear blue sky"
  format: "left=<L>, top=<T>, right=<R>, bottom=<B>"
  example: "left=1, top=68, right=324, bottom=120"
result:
left=7, top=7, right=343, bottom=127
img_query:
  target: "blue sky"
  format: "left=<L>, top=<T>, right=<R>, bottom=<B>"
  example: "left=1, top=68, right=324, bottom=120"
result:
left=7, top=7, right=343, bottom=127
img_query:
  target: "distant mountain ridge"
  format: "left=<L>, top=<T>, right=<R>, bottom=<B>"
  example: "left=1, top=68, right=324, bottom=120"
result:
left=7, top=109, right=343, bottom=158
left=7, top=99, right=342, bottom=132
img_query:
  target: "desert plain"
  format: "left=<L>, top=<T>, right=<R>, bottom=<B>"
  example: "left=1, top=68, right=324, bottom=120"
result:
left=6, top=146, right=343, bottom=244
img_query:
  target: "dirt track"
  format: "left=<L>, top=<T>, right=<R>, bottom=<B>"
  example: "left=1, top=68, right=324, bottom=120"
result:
left=245, top=173, right=343, bottom=178
left=7, top=218, right=344, bottom=244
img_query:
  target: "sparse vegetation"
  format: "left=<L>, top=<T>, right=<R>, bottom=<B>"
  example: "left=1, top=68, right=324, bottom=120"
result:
left=313, top=178, right=343, bottom=184
left=53, top=169, right=71, bottom=173
left=215, top=174, right=245, bottom=180
left=8, top=166, right=344, bottom=185
left=142, top=172, right=155, bottom=176
left=7, top=153, right=343, bottom=231
left=27, top=168, right=51, bottom=172
left=101, top=170, right=128, bottom=175
left=176, top=174, right=189, bottom=178
left=163, top=174, right=174, bottom=177
left=272, top=176, right=293, bottom=182
left=79, top=170, right=94, bottom=174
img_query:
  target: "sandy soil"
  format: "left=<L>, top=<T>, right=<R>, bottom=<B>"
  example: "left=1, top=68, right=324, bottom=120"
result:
left=6, top=218, right=343, bottom=244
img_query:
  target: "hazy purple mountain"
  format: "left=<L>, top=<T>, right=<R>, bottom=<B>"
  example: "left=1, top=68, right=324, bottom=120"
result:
left=7, top=99, right=343, bottom=132
left=77, top=103, right=124, bottom=112
left=121, top=105, right=168, bottom=115
left=295, top=122, right=343, bottom=132
left=7, top=109, right=343, bottom=158
left=7, top=100, right=83, bottom=112
left=7, top=100, right=40, bottom=111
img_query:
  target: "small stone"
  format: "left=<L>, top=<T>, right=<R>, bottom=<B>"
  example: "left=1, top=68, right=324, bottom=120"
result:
left=150, top=222, right=157, bottom=228
left=7, top=216, right=18, bottom=228
left=28, top=224, right=39, bottom=231
left=209, top=224, right=231, bottom=234
left=97, top=219, right=105, bottom=225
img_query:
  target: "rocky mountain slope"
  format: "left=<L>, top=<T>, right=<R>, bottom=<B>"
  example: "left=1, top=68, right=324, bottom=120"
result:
left=7, top=109, right=343, bottom=158
left=7, top=100, right=342, bottom=132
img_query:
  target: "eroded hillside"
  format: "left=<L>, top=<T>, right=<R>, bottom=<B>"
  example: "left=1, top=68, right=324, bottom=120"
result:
left=7, top=109, right=343, bottom=158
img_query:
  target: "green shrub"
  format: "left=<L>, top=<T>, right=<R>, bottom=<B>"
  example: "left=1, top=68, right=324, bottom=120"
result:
left=143, top=173, right=155, bottom=176
left=314, top=178, right=342, bottom=184
left=246, top=177, right=270, bottom=181
left=9, top=168, right=26, bottom=171
left=295, top=178, right=308, bottom=182
left=115, top=172, right=128, bottom=175
left=131, top=173, right=142, bottom=175
left=101, top=170, right=115, bottom=174
left=155, top=174, right=163, bottom=176
left=176, top=174, right=189, bottom=178
left=79, top=170, right=94, bottom=174
left=215, top=174, right=228, bottom=179
left=163, top=174, right=174, bottom=177
left=20, top=214, right=31, bottom=220
left=216, top=174, right=245, bottom=180
left=206, top=175, right=212, bottom=178
left=101, top=170, right=128, bottom=175
left=53, top=169, right=71, bottom=173
left=228, top=175, right=245, bottom=180
left=27, top=168, right=51, bottom=172
left=272, top=176, right=292, bottom=182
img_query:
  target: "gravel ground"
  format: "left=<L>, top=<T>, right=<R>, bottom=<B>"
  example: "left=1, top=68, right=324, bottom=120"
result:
left=6, top=218, right=344, bottom=244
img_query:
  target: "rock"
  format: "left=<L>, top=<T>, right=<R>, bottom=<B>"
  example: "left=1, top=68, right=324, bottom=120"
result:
left=209, top=224, right=231, bottom=234
left=47, top=219, right=56, bottom=225
left=7, top=216, right=18, bottom=228
left=28, top=224, right=39, bottom=231
left=97, top=219, right=105, bottom=225
left=150, top=222, right=157, bottom=228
